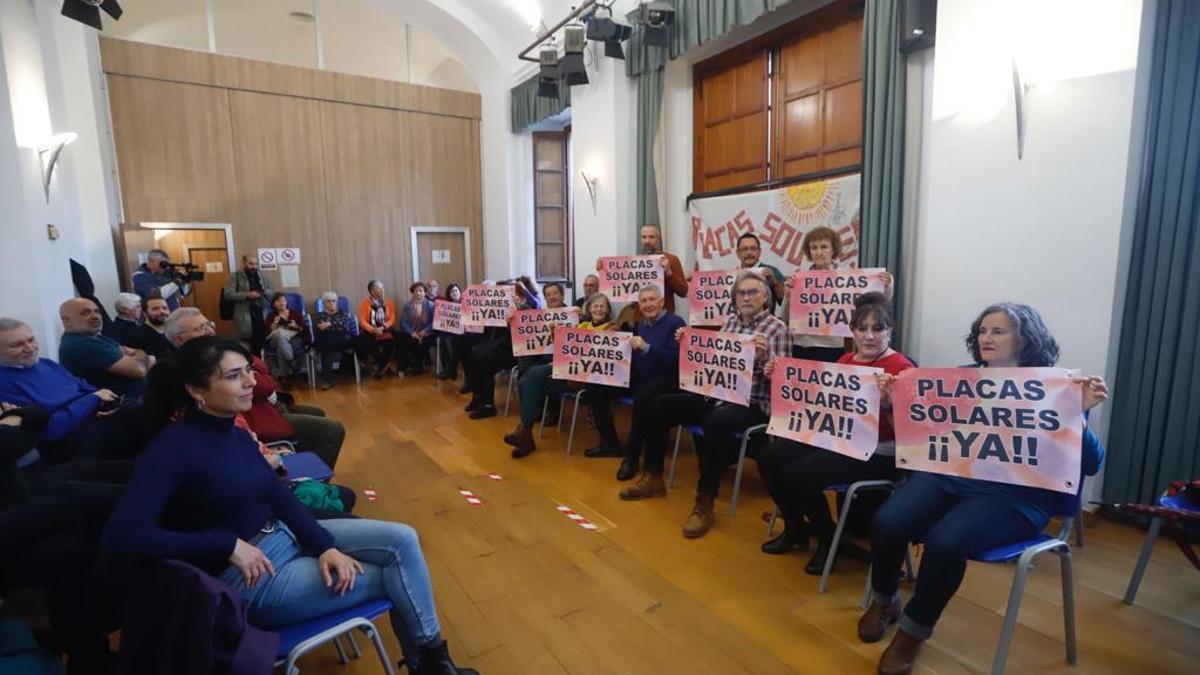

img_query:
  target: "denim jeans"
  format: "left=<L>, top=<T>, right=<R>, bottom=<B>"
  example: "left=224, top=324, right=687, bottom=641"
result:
left=217, top=518, right=441, bottom=662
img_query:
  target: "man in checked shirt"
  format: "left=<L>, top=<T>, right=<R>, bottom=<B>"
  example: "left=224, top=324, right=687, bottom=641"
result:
left=620, top=271, right=788, bottom=539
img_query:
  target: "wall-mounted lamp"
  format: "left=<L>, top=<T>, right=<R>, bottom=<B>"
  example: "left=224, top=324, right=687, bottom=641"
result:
left=38, top=132, right=77, bottom=202
left=580, top=169, right=598, bottom=214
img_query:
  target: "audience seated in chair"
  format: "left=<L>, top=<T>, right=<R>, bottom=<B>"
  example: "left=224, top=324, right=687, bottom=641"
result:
left=397, top=283, right=436, bottom=375
left=756, top=292, right=915, bottom=574
left=501, top=282, right=573, bottom=457
left=101, top=336, right=478, bottom=675
left=165, top=308, right=346, bottom=470
left=357, top=280, right=399, bottom=379
left=435, top=284, right=464, bottom=381
left=462, top=280, right=541, bottom=420
left=58, top=298, right=152, bottom=399
left=313, top=291, right=359, bottom=390
left=634, top=271, right=789, bottom=538
left=858, top=302, right=1108, bottom=675
left=265, top=292, right=309, bottom=383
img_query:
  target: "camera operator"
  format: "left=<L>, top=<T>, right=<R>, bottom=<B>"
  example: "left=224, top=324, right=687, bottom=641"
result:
left=131, top=249, right=192, bottom=311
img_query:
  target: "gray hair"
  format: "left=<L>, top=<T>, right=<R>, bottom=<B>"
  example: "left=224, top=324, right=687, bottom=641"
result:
left=322, top=291, right=339, bottom=305
left=733, top=270, right=771, bottom=311
left=966, top=302, right=1060, bottom=367
left=147, top=249, right=169, bottom=261
left=115, top=292, right=142, bottom=313
left=0, top=317, right=29, bottom=333
left=637, top=284, right=663, bottom=298
left=164, top=307, right=203, bottom=341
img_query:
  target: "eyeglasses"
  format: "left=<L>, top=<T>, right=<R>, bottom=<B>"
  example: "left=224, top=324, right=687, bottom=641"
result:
left=735, top=288, right=763, bottom=297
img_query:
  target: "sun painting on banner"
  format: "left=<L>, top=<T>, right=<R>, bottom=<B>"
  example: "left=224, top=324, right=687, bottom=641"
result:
left=778, top=180, right=837, bottom=227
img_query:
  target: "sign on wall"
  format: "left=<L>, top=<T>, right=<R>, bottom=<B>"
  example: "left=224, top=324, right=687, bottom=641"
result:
left=688, top=173, right=861, bottom=275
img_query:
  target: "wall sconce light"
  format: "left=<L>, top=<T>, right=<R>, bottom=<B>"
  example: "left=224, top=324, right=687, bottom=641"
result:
left=580, top=169, right=598, bottom=214
left=38, top=132, right=77, bottom=202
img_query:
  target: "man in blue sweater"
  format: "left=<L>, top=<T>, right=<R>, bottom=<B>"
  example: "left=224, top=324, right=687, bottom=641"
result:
left=0, top=317, right=145, bottom=463
left=583, top=285, right=685, bottom=485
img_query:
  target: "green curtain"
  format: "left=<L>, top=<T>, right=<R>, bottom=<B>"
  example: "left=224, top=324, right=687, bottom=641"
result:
left=625, top=0, right=797, bottom=230
left=1103, top=0, right=1200, bottom=505
left=858, top=0, right=907, bottom=345
left=510, top=71, right=571, bottom=133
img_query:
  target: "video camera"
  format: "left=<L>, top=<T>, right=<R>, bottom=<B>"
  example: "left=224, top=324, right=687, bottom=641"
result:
left=167, top=262, right=205, bottom=282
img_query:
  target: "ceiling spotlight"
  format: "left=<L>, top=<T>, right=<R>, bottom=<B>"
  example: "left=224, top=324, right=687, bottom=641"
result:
left=538, top=43, right=560, bottom=98
left=61, top=0, right=123, bottom=31
left=560, top=22, right=588, bottom=86
left=587, top=6, right=633, bottom=60
left=636, top=1, right=675, bottom=48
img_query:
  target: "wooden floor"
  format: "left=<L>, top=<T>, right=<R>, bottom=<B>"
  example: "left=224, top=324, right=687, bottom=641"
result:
left=290, top=372, right=1200, bottom=674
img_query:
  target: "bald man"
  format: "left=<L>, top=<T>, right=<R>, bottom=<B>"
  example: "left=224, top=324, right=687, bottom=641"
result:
left=58, top=298, right=153, bottom=398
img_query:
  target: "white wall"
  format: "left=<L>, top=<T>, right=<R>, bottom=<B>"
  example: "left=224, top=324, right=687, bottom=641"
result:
left=0, top=0, right=120, bottom=355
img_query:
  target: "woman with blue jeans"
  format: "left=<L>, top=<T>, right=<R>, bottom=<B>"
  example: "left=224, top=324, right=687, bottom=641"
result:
left=859, top=303, right=1109, bottom=675
left=102, top=337, right=477, bottom=675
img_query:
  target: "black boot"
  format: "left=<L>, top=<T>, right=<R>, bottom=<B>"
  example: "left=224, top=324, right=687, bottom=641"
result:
left=761, top=526, right=810, bottom=555
left=409, top=638, right=479, bottom=675
left=464, top=397, right=481, bottom=412
left=805, top=537, right=835, bottom=575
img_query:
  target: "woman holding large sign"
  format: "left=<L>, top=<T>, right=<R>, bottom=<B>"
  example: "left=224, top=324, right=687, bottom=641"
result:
left=757, top=293, right=915, bottom=575
left=859, top=303, right=1109, bottom=675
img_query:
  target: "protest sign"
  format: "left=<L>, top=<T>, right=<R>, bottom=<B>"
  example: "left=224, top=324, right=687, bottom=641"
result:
left=788, top=267, right=886, bottom=337
left=893, top=368, right=1085, bottom=494
left=766, top=358, right=883, bottom=460
left=688, top=269, right=765, bottom=327
left=678, top=329, right=755, bottom=406
left=462, top=284, right=515, bottom=328
left=551, top=326, right=631, bottom=387
left=511, top=307, right=579, bottom=357
left=598, top=255, right=665, bottom=302
left=433, top=300, right=463, bottom=335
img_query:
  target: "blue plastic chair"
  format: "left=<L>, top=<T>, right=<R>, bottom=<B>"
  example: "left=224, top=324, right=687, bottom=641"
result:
left=1123, top=492, right=1200, bottom=605
left=668, top=422, right=767, bottom=516
left=263, top=292, right=316, bottom=388
left=860, top=483, right=1084, bottom=675
left=539, top=389, right=582, bottom=440
left=274, top=598, right=396, bottom=675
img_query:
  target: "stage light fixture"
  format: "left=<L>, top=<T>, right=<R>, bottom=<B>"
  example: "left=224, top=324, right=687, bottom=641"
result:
left=636, top=1, right=675, bottom=48
left=61, top=0, right=123, bottom=31
left=559, top=22, right=589, bottom=86
left=586, top=7, right=633, bottom=60
left=537, top=43, right=560, bottom=98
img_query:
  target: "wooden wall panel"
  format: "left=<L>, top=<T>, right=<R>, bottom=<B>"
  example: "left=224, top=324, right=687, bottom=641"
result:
left=227, top=91, right=333, bottom=300
left=104, top=38, right=484, bottom=307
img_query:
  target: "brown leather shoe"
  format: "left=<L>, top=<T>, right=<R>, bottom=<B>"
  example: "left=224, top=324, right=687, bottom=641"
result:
left=619, top=473, right=667, bottom=500
left=877, top=628, right=923, bottom=675
left=682, top=493, right=716, bottom=538
left=858, top=600, right=901, bottom=643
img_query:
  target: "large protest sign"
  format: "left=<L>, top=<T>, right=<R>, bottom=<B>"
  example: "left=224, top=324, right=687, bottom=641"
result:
left=688, top=269, right=765, bottom=327
left=511, top=307, right=579, bottom=357
left=678, top=329, right=755, bottom=406
left=893, top=368, right=1085, bottom=494
left=689, top=173, right=861, bottom=273
left=598, top=255, right=665, bottom=302
left=788, top=267, right=887, bottom=337
left=767, top=358, right=883, bottom=460
left=551, top=326, right=632, bottom=387
left=462, top=285, right=515, bottom=328
left=432, top=300, right=463, bottom=335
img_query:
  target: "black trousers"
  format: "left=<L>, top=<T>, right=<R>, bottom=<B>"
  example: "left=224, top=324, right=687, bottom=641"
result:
left=23, top=459, right=134, bottom=536
left=465, top=335, right=514, bottom=405
left=757, top=439, right=901, bottom=541
left=396, top=332, right=433, bottom=370
left=643, top=392, right=768, bottom=495
left=584, top=377, right=679, bottom=467
left=355, top=334, right=397, bottom=367
left=314, top=331, right=356, bottom=376
left=40, top=406, right=149, bottom=464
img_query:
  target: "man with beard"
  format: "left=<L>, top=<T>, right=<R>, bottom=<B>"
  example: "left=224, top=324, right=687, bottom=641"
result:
left=136, top=295, right=174, bottom=358
left=224, top=254, right=273, bottom=352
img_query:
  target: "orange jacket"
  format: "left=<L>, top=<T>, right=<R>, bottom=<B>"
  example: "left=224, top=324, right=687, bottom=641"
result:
left=358, top=297, right=396, bottom=339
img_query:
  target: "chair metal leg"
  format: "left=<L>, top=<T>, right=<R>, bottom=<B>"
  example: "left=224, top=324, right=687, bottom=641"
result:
left=765, top=506, right=779, bottom=538
left=903, top=545, right=915, bottom=580
left=566, top=391, right=583, bottom=455
left=347, top=630, right=362, bottom=658
left=819, top=485, right=860, bottom=593
left=1123, top=516, right=1162, bottom=604
left=990, top=547, right=1040, bottom=675
left=727, top=432, right=752, bottom=517
left=1060, top=550, right=1077, bottom=664
left=333, top=635, right=349, bottom=664
left=861, top=563, right=873, bottom=609
left=503, top=367, right=517, bottom=417
left=353, top=354, right=361, bottom=383
left=539, top=397, right=550, bottom=439
left=1075, top=502, right=1085, bottom=547
left=667, top=426, right=684, bottom=489
left=364, top=624, right=397, bottom=675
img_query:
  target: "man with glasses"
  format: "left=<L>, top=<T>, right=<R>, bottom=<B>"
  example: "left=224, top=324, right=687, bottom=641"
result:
left=735, top=233, right=786, bottom=308
left=622, top=272, right=788, bottom=539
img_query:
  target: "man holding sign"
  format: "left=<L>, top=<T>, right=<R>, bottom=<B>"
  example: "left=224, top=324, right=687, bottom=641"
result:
left=462, top=281, right=534, bottom=419
left=757, top=293, right=915, bottom=575
left=623, top=271, right=788, bottom=540
left=858, top=303, right=1108, bottom=675
left=596, top=224, right=688, bottom=313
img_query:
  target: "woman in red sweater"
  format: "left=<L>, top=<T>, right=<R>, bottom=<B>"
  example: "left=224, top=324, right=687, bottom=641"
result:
left=756, top=292, right=915, bottom=574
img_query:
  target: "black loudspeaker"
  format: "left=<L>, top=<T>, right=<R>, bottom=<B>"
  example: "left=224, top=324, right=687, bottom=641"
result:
left=899, top=0, right=936, bottom=54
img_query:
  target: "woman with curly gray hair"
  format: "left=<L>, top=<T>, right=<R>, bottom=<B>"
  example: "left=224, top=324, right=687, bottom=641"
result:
left=858, top=302, right=1110, bottom=675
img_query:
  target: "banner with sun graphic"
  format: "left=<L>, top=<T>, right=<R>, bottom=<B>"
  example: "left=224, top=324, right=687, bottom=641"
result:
left=689, top=173, right=861, bottom=273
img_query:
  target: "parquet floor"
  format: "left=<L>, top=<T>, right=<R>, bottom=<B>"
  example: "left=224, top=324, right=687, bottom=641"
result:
left=290, top=372, right=1199, bottom=674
